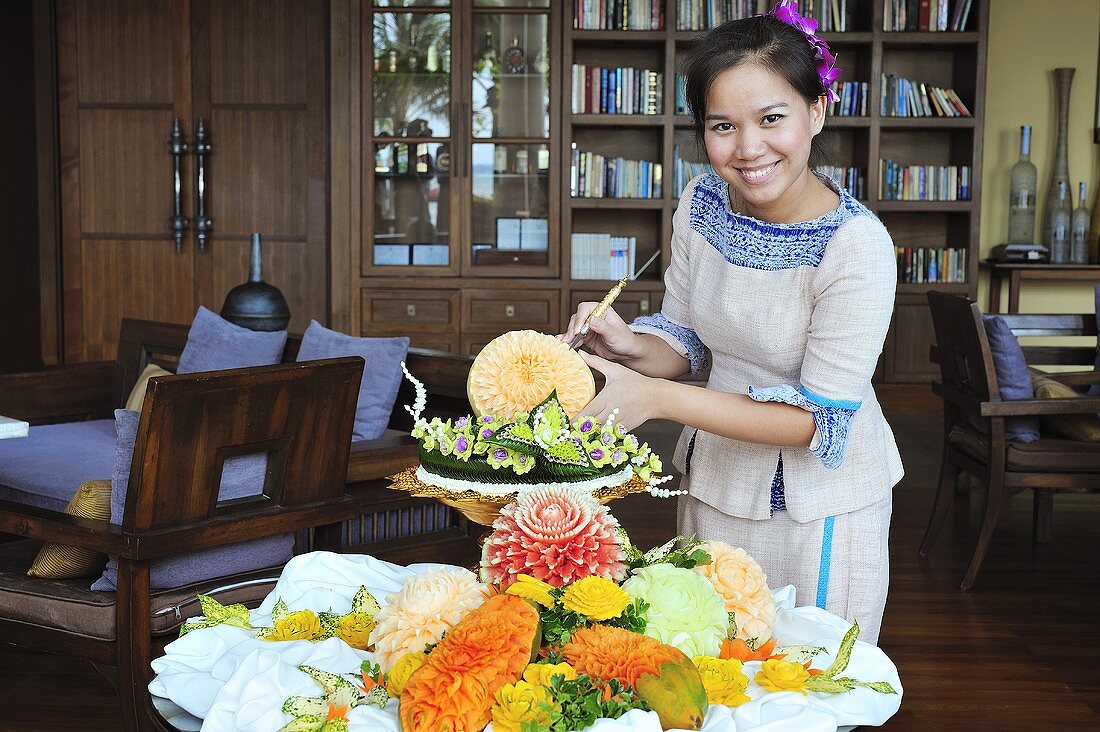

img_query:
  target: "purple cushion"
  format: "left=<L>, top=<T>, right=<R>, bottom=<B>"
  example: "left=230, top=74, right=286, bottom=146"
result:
left=0, top=420, right=116, bottom=512
left=979, top=315, right=1040, bottom=443
left=177, top=306, right=287, bottom=374
left=295, top=320, right=410, bottom=441
left=91, top=409, right=293, bottom=591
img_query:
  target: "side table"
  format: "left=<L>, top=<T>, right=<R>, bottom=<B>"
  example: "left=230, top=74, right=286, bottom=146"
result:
left=981, top=261, right=1100, bottom=313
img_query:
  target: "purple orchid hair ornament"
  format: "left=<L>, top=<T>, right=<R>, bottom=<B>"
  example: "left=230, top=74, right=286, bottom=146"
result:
left=769, top=0, right=842, bottom=103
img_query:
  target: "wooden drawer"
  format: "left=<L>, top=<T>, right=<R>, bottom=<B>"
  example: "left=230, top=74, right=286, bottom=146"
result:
left=410, top=336, right=459, bottom=352
left=460, top=289, right=560, bottom=333
left=461, top=336, right=491, bottom=356
left=569, top=289, right=662, bottom=324
left=361, top=289, right=460, bottom=334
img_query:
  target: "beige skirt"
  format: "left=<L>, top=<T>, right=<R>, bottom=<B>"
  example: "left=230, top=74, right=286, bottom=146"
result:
left=678, top=492, right=892, bottom=645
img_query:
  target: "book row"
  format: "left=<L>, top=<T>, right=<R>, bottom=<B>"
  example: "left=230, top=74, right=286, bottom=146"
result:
left=676, top=0, right=852, bottom=32
left=896, top=246, right=968, bottom=284
left=884, top=0, right=974, bottom=32
left=816, top=166, right=866, bottom=200
left=672, top=146, right=713, bottom=197
left=879, top=160, right=971, bottom=201
left=828, top=81, right=870, bottom=117
left=570, top=233, right=639, bottom=280
left=573, top=0, right=665, bottom=30
left=572, top=65, right=664, bottom=116
left=571, top=147, right=664, bottom=199
left=880, top=75, right=971, bottom=117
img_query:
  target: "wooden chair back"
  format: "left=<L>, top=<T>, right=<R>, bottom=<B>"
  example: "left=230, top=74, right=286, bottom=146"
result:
left=126, top=358, right=361, bottom=533
left=995, top=313, right=1097, bottom=370
left=927, top=291, right=999, bottom=419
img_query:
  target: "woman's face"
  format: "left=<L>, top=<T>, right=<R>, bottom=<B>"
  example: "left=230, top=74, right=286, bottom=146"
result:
left=703, top=60, right=826, bottom=221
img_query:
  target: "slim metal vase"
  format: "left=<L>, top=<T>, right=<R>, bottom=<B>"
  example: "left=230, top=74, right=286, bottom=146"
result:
left=1042, top=67, right=1075, bottom=245
left=220, top=233, right=291, bottom=331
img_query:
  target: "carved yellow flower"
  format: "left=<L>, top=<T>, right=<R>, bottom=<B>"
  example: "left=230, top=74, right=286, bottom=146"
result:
left=523, top=661, right=578, bottom=688
left=490, top=680, right=554, bottom=732
left=693, top=656, right=750, bottom=707
left=385, top=651, right=426, bottom=697
left=334, top=612, right=375, bottom=650
left=561, top=576, right=631, bottom=621
left=505, top=574, right=556, bottom=608
left=265, top=609, right=324, bottom=642
left=755, top=658, right=810, bottom=695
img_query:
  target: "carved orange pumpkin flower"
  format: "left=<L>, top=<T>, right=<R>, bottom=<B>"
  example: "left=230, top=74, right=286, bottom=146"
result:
left=719, top=636, right=786, bottom=663
left=562, top=624, right=683, bottom=689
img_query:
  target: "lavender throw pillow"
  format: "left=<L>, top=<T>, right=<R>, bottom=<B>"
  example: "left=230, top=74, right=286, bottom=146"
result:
left=295, top=320, right=410, bottom=441
left=177, top=306, right=287, bottom=374
left=91, top=409, right=293, bottom=591
left=979, top=315, right=1040, bottom=443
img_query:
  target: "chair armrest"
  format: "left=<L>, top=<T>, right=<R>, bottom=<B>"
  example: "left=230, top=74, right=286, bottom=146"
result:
left=0, top=498, right=130, bottom=554
left=931, top=380, right=986, bottom=414
left=132, top=496, right=362, bottom=561
left=348, top=434, right=419, bottom=483
left=0, top=362, right=122, bottom=423
left=981, top=397, right=1100, bottom=417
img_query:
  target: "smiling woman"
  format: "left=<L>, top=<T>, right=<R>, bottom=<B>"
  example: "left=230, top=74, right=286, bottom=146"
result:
left=560, top=1, right=902, bottom=646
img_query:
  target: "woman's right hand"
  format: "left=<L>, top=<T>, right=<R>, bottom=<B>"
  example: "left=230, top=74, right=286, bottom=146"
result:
left=559, top=302, right=645, bottom=362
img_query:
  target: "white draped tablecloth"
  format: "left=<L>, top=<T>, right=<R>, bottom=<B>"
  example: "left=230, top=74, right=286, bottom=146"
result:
left=149, top=551, right=902, bottom=732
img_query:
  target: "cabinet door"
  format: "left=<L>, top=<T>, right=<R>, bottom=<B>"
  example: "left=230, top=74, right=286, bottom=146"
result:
left=886, top=299, right=939, bottom=383
left=463, top=1, right=559, bottom=277
left=57, top=0, right=197, bottom=361
left=193, top=0, right=329, bottom=333
left=363, top=5, right=458, bottom=277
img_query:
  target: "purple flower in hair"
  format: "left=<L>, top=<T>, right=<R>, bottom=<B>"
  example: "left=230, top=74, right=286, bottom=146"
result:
left=769, top=0, right=842, bottom=101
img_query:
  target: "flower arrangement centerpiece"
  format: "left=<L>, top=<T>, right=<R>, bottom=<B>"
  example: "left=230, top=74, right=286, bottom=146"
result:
left=389, top=331, right=677, bottom=525
left=155, top=492, right=902, bottom=732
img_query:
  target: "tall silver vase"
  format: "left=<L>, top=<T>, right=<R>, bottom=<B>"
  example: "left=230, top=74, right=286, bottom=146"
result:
left=1042, top=67, right=1075, bottom=245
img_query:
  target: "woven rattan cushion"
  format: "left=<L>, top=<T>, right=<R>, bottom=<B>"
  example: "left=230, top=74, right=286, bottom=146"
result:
left=125, top=363, right=172, bottom=411
left=0, top=540, right=281, bottom=641
left=26, top=479, right=111, bottom=579
left=1031, top=375, right=1100, bottom=442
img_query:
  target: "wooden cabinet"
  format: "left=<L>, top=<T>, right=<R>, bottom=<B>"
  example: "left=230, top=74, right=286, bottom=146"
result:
left=56, top=0, right=328, bottom=361
left=360, top=288, right=461, bottom=351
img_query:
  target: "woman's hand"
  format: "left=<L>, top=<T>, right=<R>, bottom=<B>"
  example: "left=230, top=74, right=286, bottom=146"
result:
left=578, top=352, right=660, bottom=430
left=558, top=303, right=645, bottom=363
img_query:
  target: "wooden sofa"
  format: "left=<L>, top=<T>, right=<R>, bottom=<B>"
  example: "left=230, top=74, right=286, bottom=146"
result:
left=0, top=317, right=480, bottom=565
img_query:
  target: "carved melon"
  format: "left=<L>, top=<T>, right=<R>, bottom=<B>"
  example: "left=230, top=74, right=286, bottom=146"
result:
left=467, top=330, right=595, bottom=419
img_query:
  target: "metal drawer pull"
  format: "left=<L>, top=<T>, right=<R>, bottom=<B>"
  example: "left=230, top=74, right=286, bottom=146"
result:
left=505, top=305, right=515, bottom=317
left=168, top=118, right=189, bottom=253
left=406, top=304, right=417, bottom=318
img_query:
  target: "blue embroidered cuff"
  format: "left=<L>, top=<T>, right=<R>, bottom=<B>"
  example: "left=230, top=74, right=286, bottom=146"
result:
left=631, top=313, right=709, bottom=376
left=746, top=384, right=860, bottom=469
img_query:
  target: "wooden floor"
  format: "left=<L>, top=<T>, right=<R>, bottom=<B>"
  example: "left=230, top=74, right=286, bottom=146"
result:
left=3, top=399, right=1100, bottom=730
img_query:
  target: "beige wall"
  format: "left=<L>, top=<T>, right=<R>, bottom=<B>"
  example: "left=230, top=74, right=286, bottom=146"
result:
left=979, top=0, right=1100, bottom=313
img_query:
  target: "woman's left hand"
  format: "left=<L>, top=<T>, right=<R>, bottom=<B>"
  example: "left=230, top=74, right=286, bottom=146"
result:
left=579, top=351, right=660, bottom=430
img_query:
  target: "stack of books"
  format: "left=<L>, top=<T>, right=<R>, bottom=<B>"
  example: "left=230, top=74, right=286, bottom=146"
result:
left=677, top=1, right=851, bottom=32
left=880, top=75, right=971, bottom=117
left=896, top=246, right=967, bottom=284
left=574, top=0, right=665, bottom=30
left=571, top=233, right=638, bottom=280
left=571, top=146, right=663, bottom=198
left=884, top=0, right=974, bottom=32
left=879, top=160, right=970, bottom=201
left=572, top=65, right=663, bottom=115
left=817, top=166, right=865, bottom=199
left=673, top=145, right=714, bottom=196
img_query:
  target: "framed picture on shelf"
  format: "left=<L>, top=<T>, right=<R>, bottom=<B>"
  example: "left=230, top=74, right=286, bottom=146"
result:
left=495, top=217, right=523, bottom=250
left=373, top=243, right=410, bottom=266
left=520, top=218, right=549, bottom=250
left=412, top=244, right=449, bottom=266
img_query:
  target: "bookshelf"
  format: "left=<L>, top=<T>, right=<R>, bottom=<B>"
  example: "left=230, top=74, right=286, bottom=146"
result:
left=560, top=0, right=988, bottom=382
left=350, top=0, right=986, bottom=381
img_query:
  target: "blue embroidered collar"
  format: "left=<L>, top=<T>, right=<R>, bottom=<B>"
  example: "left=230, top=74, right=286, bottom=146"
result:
left=689, top=172, right=872, bottom=270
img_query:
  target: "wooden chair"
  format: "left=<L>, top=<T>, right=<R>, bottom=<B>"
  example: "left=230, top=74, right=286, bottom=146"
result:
left=0, top=357, right=364, bottom=731
left=920, top=291, right=1100, bottom=590
left=0, top=317, right=480, bottom=561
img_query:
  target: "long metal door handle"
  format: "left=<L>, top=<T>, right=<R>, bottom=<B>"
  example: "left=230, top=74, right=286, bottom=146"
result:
left=168, top=118, right=189, bottom=253
left=193, top=118, right=213, bottom=252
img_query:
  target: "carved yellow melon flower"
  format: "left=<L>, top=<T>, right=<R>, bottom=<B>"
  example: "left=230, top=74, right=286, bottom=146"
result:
left=334, top=612, right=375, bottom=651
left=755, top=658, right=810, bottom=695
left=489, top=680, right=554, bottom=732
left=561, top=576, right=632, bottom=621
left=385, top=651, right=426, bottom=697
left=523, top=661, right=578, bottom=688
left=505, top=574, right=556, bottom=608
left=264, top=609, right=324, bottom=642
left=692, top=656, right=750, bottom=707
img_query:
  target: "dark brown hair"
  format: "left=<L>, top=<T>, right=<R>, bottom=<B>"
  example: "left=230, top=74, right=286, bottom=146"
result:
left=683, top=14, right=830, bottom=157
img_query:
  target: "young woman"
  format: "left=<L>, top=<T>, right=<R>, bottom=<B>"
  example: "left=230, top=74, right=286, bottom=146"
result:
left=561, top=1, right=902, bottom=644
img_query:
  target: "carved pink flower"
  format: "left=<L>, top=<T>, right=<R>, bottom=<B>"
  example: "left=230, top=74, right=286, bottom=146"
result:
left=481, top=487, right=627, bottom=588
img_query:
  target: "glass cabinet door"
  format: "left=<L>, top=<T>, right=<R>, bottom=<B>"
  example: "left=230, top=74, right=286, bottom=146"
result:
left=365, top=5, right=456, bottom=274
left=466, top=1, right=557, bottom=276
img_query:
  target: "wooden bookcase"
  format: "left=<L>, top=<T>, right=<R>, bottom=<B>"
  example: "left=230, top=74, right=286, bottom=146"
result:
left=353, top=0, right=988, bottom=382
